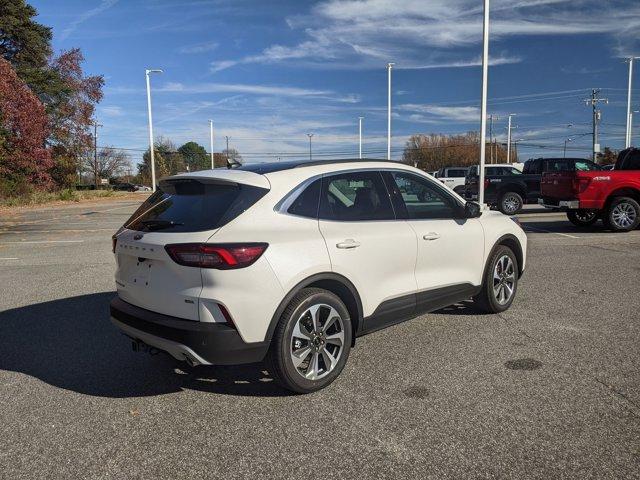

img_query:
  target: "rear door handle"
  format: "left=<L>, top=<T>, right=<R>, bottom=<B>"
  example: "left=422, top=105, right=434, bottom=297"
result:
left=423, top=232, right=441, bottom=241
left=336, top=239, right=361, bottom=249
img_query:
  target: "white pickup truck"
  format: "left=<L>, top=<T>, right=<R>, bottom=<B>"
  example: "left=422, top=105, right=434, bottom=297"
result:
left=435, top=166, right=470, bottom=194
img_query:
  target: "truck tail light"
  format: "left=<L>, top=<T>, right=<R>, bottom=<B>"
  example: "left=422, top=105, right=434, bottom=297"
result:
left=165, top=243, right=268, bottom=269
left=484, top=178, right=490, bottom=189
left=572, top=176, right=591, bottom=194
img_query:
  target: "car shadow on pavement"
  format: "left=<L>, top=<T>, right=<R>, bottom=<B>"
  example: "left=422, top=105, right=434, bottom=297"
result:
left=433, top=301, right=489, bottom=316
left=0, top=292, right=292, bottom=398
left=519, top=219, right=612, bottom=235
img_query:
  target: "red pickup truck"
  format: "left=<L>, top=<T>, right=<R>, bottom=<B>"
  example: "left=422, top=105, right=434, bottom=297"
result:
left=539, top=148, right=640, bottom=232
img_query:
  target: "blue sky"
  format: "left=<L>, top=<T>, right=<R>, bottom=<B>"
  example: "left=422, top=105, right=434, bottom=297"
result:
left=32, top=0, right=640, bottom=165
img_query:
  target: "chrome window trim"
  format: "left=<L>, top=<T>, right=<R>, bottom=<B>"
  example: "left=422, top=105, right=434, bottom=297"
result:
left=275, top=167, right=465, bottom=220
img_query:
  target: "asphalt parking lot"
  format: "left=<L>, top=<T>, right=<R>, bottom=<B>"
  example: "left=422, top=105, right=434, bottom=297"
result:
left=1, top=200, right=639, bottom=479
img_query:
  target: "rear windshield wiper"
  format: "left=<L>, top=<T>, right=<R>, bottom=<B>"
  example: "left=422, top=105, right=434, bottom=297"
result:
left=139, top=219, right=184, bottom=231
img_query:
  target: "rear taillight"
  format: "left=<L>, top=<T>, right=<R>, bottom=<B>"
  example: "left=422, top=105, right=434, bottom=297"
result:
left=165, top=243, right=268, bottom=269
left=572, top=175, right=591, bottom=194
left=484, top=179, right=490, bottom=189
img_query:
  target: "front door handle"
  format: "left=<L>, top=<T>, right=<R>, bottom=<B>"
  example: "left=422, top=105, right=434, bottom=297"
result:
left=423, top=232, right=441, bottom=241
left=336, top=239, right=361, bottom=249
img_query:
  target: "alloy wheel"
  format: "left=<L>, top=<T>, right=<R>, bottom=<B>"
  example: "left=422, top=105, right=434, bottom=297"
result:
left=493, top=255, right=516, bottom=305
left=502, top=194, right=520, bottom=214
left=611, top=202, right=637, bottom=229
left=290, top=304, right=345, bottom=380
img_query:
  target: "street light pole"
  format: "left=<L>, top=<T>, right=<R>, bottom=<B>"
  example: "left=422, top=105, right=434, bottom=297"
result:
left=478, top=0, right=490, bottom=205
left=625, top=57, right=639, bottom=148
left=387, top=62, right=395, bottom=160
left=93, top=122, right=102, bottom=189
left=307, top=133, right=314, bottom=161
left=358, top=116, right=364, bottom=159
left=145, top=68, right=163, bottom=191
left=209, top=120, right=214, bottom=169
left=225, top=136, right=230, bottom=163
left=563, top=138, right=572, bottom=158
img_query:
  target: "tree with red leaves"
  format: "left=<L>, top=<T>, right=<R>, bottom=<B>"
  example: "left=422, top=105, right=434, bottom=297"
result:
left=0, top=57, right=52, bottom=195
left=47, top=48, right=104, bottom=187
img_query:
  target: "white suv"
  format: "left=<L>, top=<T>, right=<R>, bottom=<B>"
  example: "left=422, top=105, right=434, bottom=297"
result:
left=110, top=160, right=527, bottom=393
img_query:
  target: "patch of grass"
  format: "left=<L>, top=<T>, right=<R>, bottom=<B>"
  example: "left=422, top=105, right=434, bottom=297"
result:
left=0, top=188, right=130, bottom=209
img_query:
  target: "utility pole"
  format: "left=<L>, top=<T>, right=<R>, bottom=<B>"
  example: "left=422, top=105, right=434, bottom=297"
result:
left=478, top=0, right=490, bottom=205
left=93, top=122, right=102, bottom=188
left=209, top=120, right=214, bottom=169
left=625, top=57, right=639, bottom=148
left=489, top=114, right=499, bottom=163
left=584, top=89, right=608, bottom=161
left=307, top=133, right=314, bottom=161
left=506, top=114, right=515, bottom=163
left=387, top=62, right=395, bottom=160
left=488, top=114, right=494, bottom=163
left=358, top=116, right=364, bottom=159
left=225, top=136, right=230, bottom=163
left=145, top=68, right=163, bottom=191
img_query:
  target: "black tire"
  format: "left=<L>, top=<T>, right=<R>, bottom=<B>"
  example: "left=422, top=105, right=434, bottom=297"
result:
left=498, top=191, right=523, bottom=215
left=604, top=197, right=640, bottom=232
left=473, top=245, right=519, bottom=314
left=265, top=288, right=352, bottom=394
left=566, top=209, right=598, bottom=227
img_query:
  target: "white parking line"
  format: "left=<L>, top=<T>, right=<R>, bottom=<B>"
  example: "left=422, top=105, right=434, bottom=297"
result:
left=0, top=240, right=84, bottom=244
left=524, top=225, right=580, bottom=238
left=0, top=228, right=115, bottom=234
left=0, top=257, right=19, bottom=260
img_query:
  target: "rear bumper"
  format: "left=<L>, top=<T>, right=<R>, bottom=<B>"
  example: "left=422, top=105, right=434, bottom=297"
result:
left=538, top=198, right=580, bottom=209
left=110, top=297, right=269, bottom=366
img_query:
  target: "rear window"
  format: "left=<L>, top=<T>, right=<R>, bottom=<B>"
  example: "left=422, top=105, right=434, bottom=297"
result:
left=124, top=179, right=268, bottom=232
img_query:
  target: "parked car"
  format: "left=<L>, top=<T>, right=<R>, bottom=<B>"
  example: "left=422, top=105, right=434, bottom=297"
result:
left=135, top=184, right=152, bottom=192
left=112, top=182, right=137, bottom=192
left=539, top=147, right=640, bottom=231
left=110, top=159, right=527, bottom=393
left=465, top=158, right=602, bottom=215
left=435, top=166, right=469, bottom=194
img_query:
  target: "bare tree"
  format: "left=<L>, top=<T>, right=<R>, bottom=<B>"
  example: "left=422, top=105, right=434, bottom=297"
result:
left=84, top=146, right=132, bottom=181
left=402, top=131, right=513, bottom=171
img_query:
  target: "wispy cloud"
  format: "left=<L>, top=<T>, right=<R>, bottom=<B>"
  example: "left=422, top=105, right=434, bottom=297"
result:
left=100, top=105, right=124, bottom=117
left=398, top=104, right=481, bottom=122
left=155, top=82, right=360, bottom=103
left=178, top=41, right=219, bottom=54
left=60, top=0, right=119, bottom=41
left=209, top=0, right=640, bottom=71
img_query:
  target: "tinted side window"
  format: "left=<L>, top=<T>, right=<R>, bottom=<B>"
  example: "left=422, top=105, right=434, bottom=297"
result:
left=389, top=172, right=459, bottom=220
left=287, top=179, right=321, bottom=218
left=319, top=171, right=394, bottom=221
left=447, top=169, right=467, bottom=177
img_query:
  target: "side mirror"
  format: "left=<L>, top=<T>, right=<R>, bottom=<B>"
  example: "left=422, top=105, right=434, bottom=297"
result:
left=462, top=201, right=482, bottom=219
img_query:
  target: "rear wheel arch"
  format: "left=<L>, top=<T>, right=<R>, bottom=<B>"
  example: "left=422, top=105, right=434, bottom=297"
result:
left=264, top=273, right=363, bottom=346
left=498, top=184, right=526, bottom=199
left=604, top=187, right=640, bottom=207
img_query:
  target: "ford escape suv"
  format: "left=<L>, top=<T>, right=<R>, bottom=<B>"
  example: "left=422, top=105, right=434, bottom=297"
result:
left=110, top=159, right=527, bottom=393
